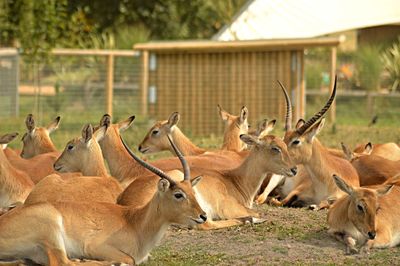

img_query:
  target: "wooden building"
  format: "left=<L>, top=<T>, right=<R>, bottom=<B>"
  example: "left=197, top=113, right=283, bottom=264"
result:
left=135, top=38, right=340, bottom=136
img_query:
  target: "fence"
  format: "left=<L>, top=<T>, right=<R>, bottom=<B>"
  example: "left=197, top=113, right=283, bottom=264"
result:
left=0, top=48, right=18, bottom=117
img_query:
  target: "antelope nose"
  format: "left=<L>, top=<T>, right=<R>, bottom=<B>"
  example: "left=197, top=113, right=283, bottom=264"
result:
left=291, top=167, right=298, bottom=176
left=200, top=214, right=207, bottom=222
left=368, top=231, right=376, bottom=240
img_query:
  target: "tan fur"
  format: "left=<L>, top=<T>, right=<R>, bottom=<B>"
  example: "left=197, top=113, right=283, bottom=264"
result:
left=21, top=114, right=60, bottom=158
left=354, top=142, right=400, bottom=161
left=0, top=174, right=206, bottom=264
left=0, top=133, right=34, bottom=208
left=328, top=175, right=400, bottom=253
left=25, top=125, right=122, bottom=205
left=284, top=119, right=360, bottom=206
left=119, top=134, right=297, bottom=229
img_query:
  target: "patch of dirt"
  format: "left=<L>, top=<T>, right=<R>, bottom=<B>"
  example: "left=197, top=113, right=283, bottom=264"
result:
left=146, top=205, right=400, bottom=265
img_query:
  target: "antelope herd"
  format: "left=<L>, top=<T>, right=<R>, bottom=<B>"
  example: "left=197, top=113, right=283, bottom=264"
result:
left=1, top=78, right=400, bottom=265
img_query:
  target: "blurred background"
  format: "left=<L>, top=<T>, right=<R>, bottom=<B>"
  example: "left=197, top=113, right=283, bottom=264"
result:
left=0, top=0, right=400, bottom=153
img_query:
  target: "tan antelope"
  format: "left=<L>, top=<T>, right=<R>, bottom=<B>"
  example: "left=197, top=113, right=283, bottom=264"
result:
left=20, top=114, right=60, bottom=158
left=24, top=124, right=122, bottom=205
left=328, top=174, right=400, bottom=254
left=353, top=142, right=400, bottom=161
left=217, top=104, right=249, bottom=151
left=280, top=78, right=360, bottom=208
left=341, top=142, right=400, bottom=186
left=0, top=133, right=34, bottom=209
left=96, top=114, right=246, bottom=187
left=138, top=110, right=250, bottom=156
left=119, top=133, right=297, bottom=229
left=0, top=134, right=206, bottom=265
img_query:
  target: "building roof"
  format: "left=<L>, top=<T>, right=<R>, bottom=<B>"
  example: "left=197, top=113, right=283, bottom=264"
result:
left=214, top=0, right=400, bottom=41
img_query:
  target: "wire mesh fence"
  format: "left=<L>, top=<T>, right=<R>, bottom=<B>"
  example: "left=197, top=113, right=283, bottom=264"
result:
left=0, top=48, right=18, bottom=117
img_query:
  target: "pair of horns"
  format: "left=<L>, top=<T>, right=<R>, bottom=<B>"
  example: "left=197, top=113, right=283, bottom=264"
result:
left=278, top=76, right=337, bottom=135
left=120, top=134, right=190, bottom=185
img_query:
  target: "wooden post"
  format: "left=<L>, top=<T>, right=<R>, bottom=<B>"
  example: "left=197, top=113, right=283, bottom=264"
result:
left=106, top=54, right=114, bottom=116
left=141, top=51, right=149, bottom=116
left=329, top=47, right=337, bottom=123
left=300, top=51, right=305, bottom=119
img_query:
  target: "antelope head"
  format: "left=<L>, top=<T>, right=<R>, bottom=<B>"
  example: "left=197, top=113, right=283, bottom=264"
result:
left=249, top=118, right=276, bottom=139
left=333, top=174, right=393, bottom=240
left=218, top=105, right=249, bottom=135
left=21, top=114, right=60, bottom=158
left=240, top=134, right=297, bottom=177
left=138, top=112, right=180, bottom=154
left=278, top=78, right=337, bottom=164
left=121, top=133, right=207, bottom=226
left=97, top=113, right=135, bottom=146
left=341, top=142, right=373, bottom=162
left=54, top=124, right=106, bottom=173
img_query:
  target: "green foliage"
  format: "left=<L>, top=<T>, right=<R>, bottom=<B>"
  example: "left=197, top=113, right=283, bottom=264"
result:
left=354, top=45, right=383, bottom=91
left=381, top=37, right=400, bottom=92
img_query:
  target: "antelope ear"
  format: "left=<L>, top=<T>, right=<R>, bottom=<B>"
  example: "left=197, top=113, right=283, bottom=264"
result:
left=47, top=116, right=61, bottom=134
left=191, top=175, right=202, bottom=187
left=118, top=115, right=135, bottom=132
left=167, top=112, right=180, bottom=128
left=217, top=104, right=230, bottom=121
left=25, top=114, right=36, bottom=133
left=265, top=119, right=276, bottom=133
left=240, top=134, right=261, bottom=146
left=158, top=179, right=171, bottom=193
left=376, top=184, right=393, bottom=197
left=341, top=142, right=354, bottom=161
left=295, top=119, right=305, bottom=129
left=94, top=125, right=107, bottom=142
left=364, top=142, right=373, bottom=155
left=333, top=174, right=354, bottom=196
left=81, top=124, right=93, bottom=144
left=239, top=106, right=248, bottom=123
left=305, top=118, right=325, bottom=142
left=100, top=114, right=112, bottom=128
left=0, top=132, right=19, bottom=144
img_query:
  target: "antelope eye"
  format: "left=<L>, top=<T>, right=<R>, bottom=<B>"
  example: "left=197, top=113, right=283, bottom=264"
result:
left=271, top=147, right=281, bottom=153
left=67, top=144, right=74, bottom=151
left=174, top=192, right=185, bottom=200
left=152, top=130, right=159, bottom=135
left=292, top=140, right=301, bottom=145
left=357, top=204, right=364, bottom=212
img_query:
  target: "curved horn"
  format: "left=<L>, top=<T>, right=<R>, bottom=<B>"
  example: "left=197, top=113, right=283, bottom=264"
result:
left=296, top=76, right=337, bottom=135
left=166, top=133, right=190, bottom=181
left=120, top=135, right=176, bottom=186
left=277, top=80, right=292, bottom=131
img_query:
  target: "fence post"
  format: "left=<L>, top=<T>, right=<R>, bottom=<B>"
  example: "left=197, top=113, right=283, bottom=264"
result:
left=140, top=51, right=149, bottom=116
left=106, top=54, right=114, bottom=116
left=329, top=46, right=337, bottom=123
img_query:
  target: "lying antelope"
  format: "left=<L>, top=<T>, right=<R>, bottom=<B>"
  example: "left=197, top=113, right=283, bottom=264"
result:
left=138, top=110, right=250, bottom=156
left=120, top=133, right=297, bottom=229
left=0, top=135, right=206, bottom=265
left=341, top=142, right=400, bottom=186
left=328, top=174, right=400, bottom=254
left=24, top=124, right=122, bottom=204
left=96, top=114, right=246, bottom=186
left=0, top=133, right=34, bottom=208
left=20, top=114, right=60, bottom=158
left=280, top=78, right=359, bottom=207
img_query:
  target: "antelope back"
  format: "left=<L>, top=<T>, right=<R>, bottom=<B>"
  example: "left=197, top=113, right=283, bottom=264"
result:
left=54, top=124, right=106, bottom=173
left=21, top=114, right=60, bottom=158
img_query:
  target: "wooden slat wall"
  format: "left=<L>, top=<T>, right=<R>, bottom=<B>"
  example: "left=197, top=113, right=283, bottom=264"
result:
left=147, top=50, right=302, bottom=136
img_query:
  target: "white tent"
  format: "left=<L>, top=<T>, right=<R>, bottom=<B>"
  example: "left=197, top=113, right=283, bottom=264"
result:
left=214, top=0, right=400, bottom=41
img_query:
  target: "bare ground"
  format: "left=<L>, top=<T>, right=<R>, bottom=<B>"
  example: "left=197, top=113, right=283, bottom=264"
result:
left=145, top=205, right=400, bottom=265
